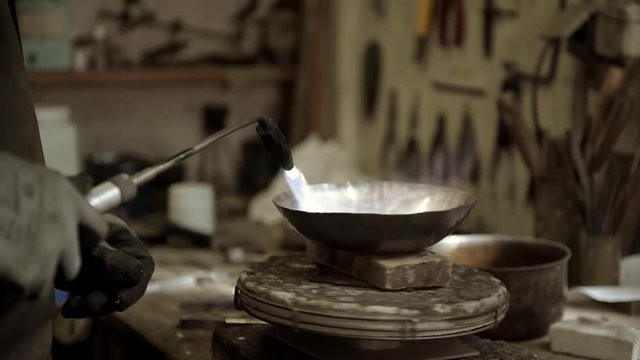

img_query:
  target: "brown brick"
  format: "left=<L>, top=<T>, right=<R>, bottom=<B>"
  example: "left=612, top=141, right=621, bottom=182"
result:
left=307, top=242, right=452, bottom=290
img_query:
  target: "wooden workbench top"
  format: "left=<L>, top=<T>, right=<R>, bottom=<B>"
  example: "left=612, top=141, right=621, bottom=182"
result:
left=102, top=246, right=232, bottom=360
left=101, top=246, right=640, bottom=360
left=94, top=220, right=286, bottom=359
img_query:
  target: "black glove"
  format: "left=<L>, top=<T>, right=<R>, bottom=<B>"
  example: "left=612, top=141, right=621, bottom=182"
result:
left=57, top=215, right=154, bottom=318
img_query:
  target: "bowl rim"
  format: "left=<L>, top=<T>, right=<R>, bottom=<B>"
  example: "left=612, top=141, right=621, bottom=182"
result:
left=272, top=180, right=477, bottom=216
left=433, top=234, right=572, bottom=272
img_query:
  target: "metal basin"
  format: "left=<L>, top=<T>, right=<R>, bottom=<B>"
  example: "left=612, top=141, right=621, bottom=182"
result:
left=430, top=234, right=571, bottom=341
left=272, top=181, right=476, bottom=253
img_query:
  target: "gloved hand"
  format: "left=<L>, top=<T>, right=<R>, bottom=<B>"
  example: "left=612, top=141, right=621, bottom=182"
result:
left=58, top=215, right=154, bottom=318
left=0, top=152, right=154, bottom=318
left=0, top=152, right=108, bottom=313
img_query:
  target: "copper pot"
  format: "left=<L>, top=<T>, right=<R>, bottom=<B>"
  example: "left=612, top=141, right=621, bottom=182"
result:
left=431, top=234, right=571, bottom=341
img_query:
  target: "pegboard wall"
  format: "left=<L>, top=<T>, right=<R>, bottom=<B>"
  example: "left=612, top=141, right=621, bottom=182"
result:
left=329, top=0, right=582, bottom=235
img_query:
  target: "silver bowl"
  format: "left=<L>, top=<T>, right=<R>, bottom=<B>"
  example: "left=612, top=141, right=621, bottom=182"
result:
left=272, top=181, right=476, bottom=253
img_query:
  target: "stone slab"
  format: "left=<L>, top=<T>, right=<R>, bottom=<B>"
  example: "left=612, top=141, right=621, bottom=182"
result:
left=307, top=241, right=452, bottom=290
left=550, top=319, right=640, bottom=360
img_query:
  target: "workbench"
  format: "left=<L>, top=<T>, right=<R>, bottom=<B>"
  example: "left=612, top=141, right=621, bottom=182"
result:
left=86, top=247, right=224, bottom=359
left=89, top=245, right=639, bottom=360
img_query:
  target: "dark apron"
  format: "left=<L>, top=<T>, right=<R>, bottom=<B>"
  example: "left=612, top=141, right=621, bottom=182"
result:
left=0, top=1, right=52, bottom=359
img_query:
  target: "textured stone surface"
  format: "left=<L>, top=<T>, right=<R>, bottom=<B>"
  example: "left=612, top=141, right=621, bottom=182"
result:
left=550, top=319, right=640, bottom=360
left=237, top=254, right=507, bottom=319
left=307, top=241, right=452, bottom=290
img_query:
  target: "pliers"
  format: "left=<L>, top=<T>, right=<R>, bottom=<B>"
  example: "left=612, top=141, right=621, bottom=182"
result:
left=435, top=0, right=465, bottom=48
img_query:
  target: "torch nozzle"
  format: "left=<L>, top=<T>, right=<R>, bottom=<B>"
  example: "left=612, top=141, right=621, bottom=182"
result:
left=255, top=116, right=294, bottom=171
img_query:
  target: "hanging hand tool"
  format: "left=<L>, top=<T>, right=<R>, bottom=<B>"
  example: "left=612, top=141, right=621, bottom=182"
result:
left=497, top=95, right=543, bottom=178
left=380, top=89, right=398, bottom=174
left=617, top=149, right=640, bottom=253
left=587, top=96, right=634, bottom=174
left=414, top=0, right=435, bottom=63
left=567, top=62, right=591, bottom=229
left=584, top=61, right=638, bottom=174
left=436, top=0, right=465, bottom=48
left=584, top=66, right=625, bottom=160
left=482, top=0, right=517, bottom=58
left=371, top=0, right=386, bottom=18
left=432, top=80, right=487, bottom=97
left=595, top=158, right=629, bottom=236
left=362, top=41, right=382, bottom=120
left=498, top=65, right=542, bottom=177
left=491, top=111, right=518, bottom=204
left=86, top=116, right=292, bottom=213
left=454, top=108, right=481, bottom=184
left=425, top=113, right=452, bottom=183
left=397, top=98, right=422, bottom=181
left=491, top=74, right=520, bottom=204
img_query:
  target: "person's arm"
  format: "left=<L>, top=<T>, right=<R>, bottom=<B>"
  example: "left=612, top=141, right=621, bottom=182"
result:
left=1, top=1, right=154, bottom=318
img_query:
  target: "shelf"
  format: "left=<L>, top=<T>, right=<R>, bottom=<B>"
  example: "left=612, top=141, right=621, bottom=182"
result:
left=28, top=65, right=296, bottom=87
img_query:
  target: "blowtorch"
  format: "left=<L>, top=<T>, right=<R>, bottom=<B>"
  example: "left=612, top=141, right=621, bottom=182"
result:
left=85, top=116, right=293, bottom=213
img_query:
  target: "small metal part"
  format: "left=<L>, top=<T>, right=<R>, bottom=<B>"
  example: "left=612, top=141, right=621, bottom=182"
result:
left=432, top=80, right=487, bottom=97
left=86, top=174, right=137, bottom=213
left=86, top=181, right=121, bottom=213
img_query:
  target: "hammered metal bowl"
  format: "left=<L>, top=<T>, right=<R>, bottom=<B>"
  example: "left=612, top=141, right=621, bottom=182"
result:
left=272, top=181, right=476, bottom=253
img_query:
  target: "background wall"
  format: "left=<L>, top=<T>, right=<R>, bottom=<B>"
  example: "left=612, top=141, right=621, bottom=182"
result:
left=27, top=0, right=640, bottom=235
left=330, top=0, right=583, bottom=235
left=32, top=83, right=280, bottom=179
left=59, top=0, right=274, bottom=61
left=29, top=0, right=284, bottom=182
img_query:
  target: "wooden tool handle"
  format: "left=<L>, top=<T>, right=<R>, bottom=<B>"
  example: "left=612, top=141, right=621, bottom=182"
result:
left=415, top=0, right=435, bottom=37
left=617, top=155, right=640, bottom=253
left=588, top=96, right=633, bottom=174
left=497, top=96, right=543, bottom=177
